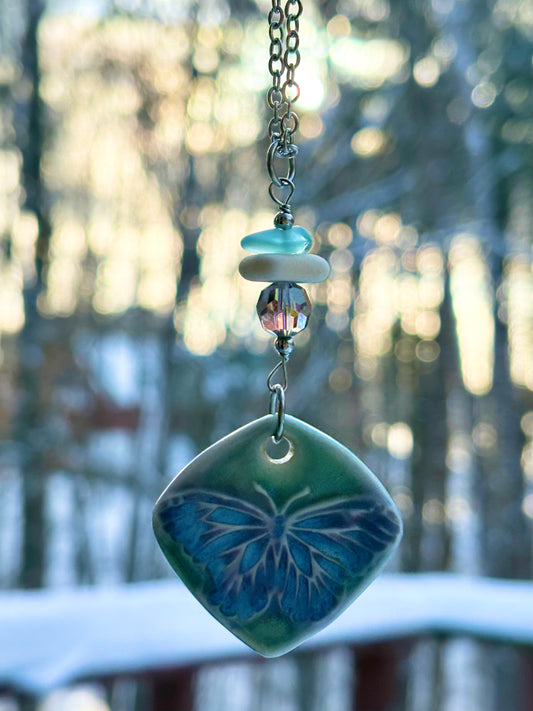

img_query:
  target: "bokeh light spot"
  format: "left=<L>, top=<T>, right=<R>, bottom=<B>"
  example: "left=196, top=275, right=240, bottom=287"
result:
left=413, top=56, right=440, bottom=87
left=387, top=422, right=414, bottom=459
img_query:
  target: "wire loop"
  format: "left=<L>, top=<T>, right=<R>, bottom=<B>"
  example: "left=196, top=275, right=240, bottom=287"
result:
left=267, top=357, right=288, bottom=392
left=268, top=178, right=294, bottom=208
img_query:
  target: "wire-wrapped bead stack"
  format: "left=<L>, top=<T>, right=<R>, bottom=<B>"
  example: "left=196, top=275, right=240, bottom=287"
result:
left=240, top=0, right=331, bottom=409
left=239, top=211, right=330, bottom=361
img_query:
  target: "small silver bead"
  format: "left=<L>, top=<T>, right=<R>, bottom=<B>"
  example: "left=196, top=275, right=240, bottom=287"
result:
left=275, top=336, right=295, bottom=359
left=273, top=210, right=295, bottom=230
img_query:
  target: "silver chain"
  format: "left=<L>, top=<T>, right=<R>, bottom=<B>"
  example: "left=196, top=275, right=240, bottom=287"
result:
left=264, top=2, right=303, bottom=436
left=266, top=0, right=302, bottom=213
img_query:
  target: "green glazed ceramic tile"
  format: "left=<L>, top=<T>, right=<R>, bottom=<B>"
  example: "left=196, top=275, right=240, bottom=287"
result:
left=153, top=415, right=402, bottom=657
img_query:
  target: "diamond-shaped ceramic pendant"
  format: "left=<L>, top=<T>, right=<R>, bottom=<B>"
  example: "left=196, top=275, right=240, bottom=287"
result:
left=153, top=414, right=402, bottom=657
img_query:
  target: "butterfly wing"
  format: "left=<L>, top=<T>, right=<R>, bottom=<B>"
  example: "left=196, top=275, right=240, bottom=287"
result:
left=280, top=497, right=402, bottom=623
left=159, top=489, right=401, bottom=626
left=157, top=491, right=275, bottom=620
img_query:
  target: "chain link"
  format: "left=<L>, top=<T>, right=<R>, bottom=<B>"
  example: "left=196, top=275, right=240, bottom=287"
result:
left=267, top=0, right=303, bottom=212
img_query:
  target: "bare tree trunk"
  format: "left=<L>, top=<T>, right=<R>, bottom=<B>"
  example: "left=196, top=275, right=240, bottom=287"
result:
left=14, top=0, right=50, bottom=589
left=483, top=270, right=531, bottom=578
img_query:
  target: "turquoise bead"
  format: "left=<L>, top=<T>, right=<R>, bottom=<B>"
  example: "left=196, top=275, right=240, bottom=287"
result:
left=241, top=226, right=313, bottom=254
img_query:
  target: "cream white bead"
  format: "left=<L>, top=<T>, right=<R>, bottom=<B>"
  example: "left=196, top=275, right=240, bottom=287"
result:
left=239, top=253, right=331, bottom=283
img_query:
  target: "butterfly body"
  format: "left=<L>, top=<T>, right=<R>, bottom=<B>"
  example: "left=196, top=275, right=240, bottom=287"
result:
left=153, top=415, right=402, bottom=656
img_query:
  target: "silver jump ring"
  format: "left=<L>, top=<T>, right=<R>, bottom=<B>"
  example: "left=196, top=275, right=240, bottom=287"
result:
left=270, top=384, right=285, bottom=442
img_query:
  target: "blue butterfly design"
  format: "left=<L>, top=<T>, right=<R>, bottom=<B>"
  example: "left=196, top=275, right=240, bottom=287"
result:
left=158, top=485, right=401, bottom=624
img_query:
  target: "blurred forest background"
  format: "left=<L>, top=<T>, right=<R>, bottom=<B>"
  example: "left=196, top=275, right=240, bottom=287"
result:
left=0, top=0, right=531, bottom=708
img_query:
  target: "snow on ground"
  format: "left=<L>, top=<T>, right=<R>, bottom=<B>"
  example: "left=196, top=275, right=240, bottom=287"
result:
left=0, top=574, right=531, bottom=695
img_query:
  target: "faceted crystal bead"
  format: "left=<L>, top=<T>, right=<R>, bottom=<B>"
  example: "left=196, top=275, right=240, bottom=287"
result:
left=256, top=282, right=311, bottom=337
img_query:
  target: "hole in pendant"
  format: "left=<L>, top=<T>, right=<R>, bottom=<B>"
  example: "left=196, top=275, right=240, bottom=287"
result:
left=263, top=436, right=294, bottom=464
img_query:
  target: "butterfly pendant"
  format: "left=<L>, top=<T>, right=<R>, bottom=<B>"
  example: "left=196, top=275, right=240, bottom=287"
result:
left=153, top=414, right=402, bottom=657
